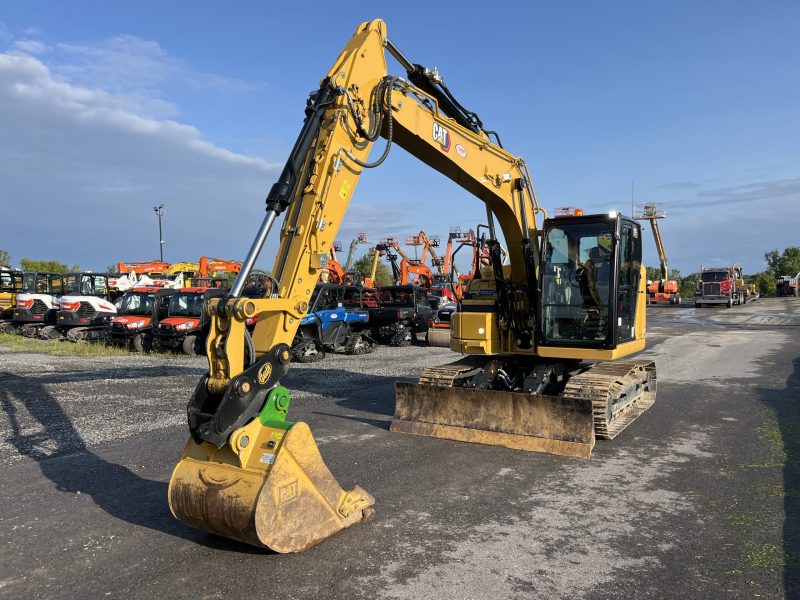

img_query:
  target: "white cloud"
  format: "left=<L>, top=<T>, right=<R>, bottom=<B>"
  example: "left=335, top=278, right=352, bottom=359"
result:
left=0, top=51, right=279, bottom=269
left=53, top=35, right=258, bottom=96
left=12, top=39, right=46, bottom=55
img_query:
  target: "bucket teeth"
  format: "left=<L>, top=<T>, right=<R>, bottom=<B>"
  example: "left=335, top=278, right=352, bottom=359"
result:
left=169, top=422, right=374, bottom=553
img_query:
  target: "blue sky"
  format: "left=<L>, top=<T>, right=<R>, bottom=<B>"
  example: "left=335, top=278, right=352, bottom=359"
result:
left=0, top=1, right=798, bottom=274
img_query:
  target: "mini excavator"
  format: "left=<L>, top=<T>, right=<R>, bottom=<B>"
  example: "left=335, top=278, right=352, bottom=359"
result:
left=169, top=19, right=656, bottom=553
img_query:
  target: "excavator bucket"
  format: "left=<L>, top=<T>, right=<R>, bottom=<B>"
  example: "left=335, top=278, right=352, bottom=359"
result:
left=393, top=383, right=596, bottom=458
left=169, top=408, right=374, bottom=552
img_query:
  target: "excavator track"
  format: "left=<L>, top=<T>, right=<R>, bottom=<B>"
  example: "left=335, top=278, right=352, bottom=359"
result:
left=562, top=360, right=656, bottom=439
left=418, top=363, right=478, bottom=386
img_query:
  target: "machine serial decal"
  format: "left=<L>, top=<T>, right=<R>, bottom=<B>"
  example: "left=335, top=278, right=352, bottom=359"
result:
left=259, top=453, right=277, bottom=465
left=432, top=123, right=451, bottom=152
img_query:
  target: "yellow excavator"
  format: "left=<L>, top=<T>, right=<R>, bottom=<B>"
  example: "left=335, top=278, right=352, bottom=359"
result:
left=168, top=19, right=656, bottom=553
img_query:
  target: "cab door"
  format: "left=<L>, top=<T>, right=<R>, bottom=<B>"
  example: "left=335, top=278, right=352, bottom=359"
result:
left=615, top=220, right=641, bottom=343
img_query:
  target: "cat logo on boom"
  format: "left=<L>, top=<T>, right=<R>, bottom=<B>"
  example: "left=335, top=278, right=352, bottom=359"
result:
left=432, top=123, right=451, bottom=152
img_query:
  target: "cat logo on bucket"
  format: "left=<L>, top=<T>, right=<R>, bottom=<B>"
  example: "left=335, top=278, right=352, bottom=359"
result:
left=432, top=123, right=451, bottom=152
left=277, top=480, right=299, bottom=505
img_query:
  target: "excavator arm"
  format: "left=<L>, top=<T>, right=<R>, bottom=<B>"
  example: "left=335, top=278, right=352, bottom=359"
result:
left=169, top=18, right=546, bottom=552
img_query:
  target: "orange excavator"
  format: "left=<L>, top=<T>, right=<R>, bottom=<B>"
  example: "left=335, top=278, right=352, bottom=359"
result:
left=116, top=260, right=171, bottom=275
left=113, top=260, right=172, bottom=292
left=196, top=257, right=243, bottom=288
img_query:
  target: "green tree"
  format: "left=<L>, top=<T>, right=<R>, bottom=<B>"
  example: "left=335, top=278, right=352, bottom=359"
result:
left=19, top=259, right=71, bottom=273
left=680, top=273, right=698, bottom=299
left=751, top=271, right=777, bottom=296
left=0, top=249, right=11, bottom=267
left=353, top=253, right=394, bottom=285
left=645, top=266, right=680, bottom=282
left=764, top=246, right=800, bottom=277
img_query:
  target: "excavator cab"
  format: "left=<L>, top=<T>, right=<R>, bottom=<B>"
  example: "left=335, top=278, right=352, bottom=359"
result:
left=539, top=213, right=642, bottom=349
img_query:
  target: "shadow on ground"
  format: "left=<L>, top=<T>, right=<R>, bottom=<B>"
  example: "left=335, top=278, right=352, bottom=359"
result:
left=774, top=358, right=800, bottom=595
left=0, top=371, right=262, bottom=554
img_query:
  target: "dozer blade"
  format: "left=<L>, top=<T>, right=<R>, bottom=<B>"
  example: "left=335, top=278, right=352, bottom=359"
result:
left=393, top=383, right=595, bottom=458
left=169, top=421, right=375, bottom=553
left=426, top=327, right=452, bottom=348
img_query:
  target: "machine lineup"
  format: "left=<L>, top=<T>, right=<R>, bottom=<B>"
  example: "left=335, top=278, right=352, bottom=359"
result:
left=0, top=19, right=780, bottom=554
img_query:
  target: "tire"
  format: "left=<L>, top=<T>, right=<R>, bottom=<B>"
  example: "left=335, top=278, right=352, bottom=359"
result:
left=726, top=299, right=733, bottom=309
left=389, top=325, right=413, bottom=347
left=345, top=333, right=374, bottom=355
left=132, top=333, right=151, bottom=353
left=291, top=337, right=326, bottom=363
left=674, top=293, right=681, bottom=305
left=182, top=335, right=201, bottom=355
left=694, top=302, right=703, bottom=308
left=0, top=321, right=15, bottom=334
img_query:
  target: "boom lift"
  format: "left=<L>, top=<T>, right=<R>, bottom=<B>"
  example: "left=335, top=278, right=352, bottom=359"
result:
left=343, top=233, right=369, bottom=273
left=632, top=203, right=681, bottom=304
left=169, top=20, right=655, bottom=553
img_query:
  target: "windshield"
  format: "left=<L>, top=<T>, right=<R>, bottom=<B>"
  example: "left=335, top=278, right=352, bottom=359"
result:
left=540, top=221, right=615, bottom=345
left=168, top=292, right=205, bottom=317
left=61, top=274, right=107, bottom=296
left=63, top=274, right=81, bottom=295
left=310, top=286, right=340, bottom=311
left=119, top=292, right=155, bottom=315
left=0, top=271, right=23, bottom=292
left=23, top=273, right=36, bottom=292
left=701, top=271, right=729, bottom=283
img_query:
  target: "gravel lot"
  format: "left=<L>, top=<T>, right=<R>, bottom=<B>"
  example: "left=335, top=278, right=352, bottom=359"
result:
left=1, top=298, right=799, bottom=599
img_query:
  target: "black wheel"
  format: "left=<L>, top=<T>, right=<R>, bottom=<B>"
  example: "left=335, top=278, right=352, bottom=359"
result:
left=46, top=327, right=63, bottom=340
left=0, top=321, right=14, bottom=334
left=674, top=293, right=681, bottom=305
left=291, top=337, right=326, bottom=362
left=345, top=333, right=374, bottom=355
left=726, top=298, right=733, bottom=309
left=132, top=333, right=152, bottom=353
left=182, top=335, right=201, bottom=355
left=389, top=325, right=412, bottom=347
left=21, top=324, right=38, bottom=338
left=694, top=302, right=703, bottom=308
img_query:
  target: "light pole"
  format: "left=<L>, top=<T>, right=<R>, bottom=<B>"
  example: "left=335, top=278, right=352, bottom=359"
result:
left=153, top=204, right=165, bottom=262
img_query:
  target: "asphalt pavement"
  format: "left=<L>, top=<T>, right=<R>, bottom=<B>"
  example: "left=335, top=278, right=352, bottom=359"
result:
left=1, top=298, right=798, bottom=599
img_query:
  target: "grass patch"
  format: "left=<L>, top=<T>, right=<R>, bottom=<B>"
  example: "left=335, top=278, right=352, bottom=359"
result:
left=743, top=543, right=785, bottom=569
left=0, top=333, right=132, bottom=356
left=0, top=333, right=191, bottom=359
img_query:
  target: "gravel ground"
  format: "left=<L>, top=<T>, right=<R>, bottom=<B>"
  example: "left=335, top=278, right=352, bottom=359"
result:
left=0, top=298, right=799, bottom=599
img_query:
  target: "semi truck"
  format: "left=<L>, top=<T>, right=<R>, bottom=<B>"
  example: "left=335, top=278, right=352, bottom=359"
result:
left=695, top=265, right=758, bottom=307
